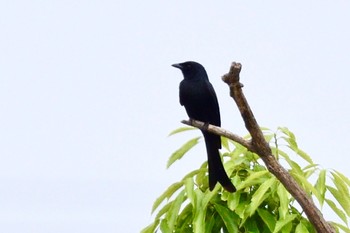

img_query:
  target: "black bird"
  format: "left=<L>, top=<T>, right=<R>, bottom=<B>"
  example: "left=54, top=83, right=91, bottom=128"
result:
left=172, top=61, right=236, bottom=192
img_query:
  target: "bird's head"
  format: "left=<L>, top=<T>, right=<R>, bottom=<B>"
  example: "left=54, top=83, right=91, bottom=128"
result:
left=172, top=61, right=208, bottom=80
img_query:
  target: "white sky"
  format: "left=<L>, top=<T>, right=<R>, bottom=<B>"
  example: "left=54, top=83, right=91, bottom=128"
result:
left=1, top=1, right=349, bottom=232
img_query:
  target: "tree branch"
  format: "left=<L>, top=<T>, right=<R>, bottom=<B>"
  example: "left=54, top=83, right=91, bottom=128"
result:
left=181, top=119, right=252, bottom=150
left=182, top=62, right=335, bottom=233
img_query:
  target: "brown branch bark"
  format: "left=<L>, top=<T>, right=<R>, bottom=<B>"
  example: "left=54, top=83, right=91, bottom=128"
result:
left=182, top=62, right=335, bottom=233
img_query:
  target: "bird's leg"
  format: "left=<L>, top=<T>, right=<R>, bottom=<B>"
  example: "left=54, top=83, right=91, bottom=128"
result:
left=189, top=118, right=210, bottom=131
left=202, top=122, right=210, bottom=130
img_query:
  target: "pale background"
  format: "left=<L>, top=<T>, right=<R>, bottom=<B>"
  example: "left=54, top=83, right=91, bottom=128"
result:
left=0, top=1, right=349, bottom=232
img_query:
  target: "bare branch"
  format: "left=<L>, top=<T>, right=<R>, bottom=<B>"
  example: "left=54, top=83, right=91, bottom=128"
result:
left=182, top=62, right=335, bottom=233
left=181, top=119, right=252, bottom=150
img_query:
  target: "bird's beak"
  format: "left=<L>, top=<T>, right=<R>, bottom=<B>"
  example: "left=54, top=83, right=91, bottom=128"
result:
left=172, top=63, right=183, bottom=69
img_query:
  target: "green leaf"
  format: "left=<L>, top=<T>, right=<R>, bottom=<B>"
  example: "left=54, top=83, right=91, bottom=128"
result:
left=280, top=221, right=293, bottom=233
left=160, top=218, right=171, bottom=232
left=257, top=208, right=276, bottom=232
left=274, top=148, right=291, bottom=161
left=221, top=136, right=230, bottom=151
left=325, top=198, right=348, bottom=225
left=292, top=173, right=321, bottom=202
left=167, top=137, right=200, bottom=168
left=166, top=189, right=186, bottom=232
left=327, top=185, right=350, bottom=216
left=184, top=178, right=195, bottom=206
left=296, top=148, right=313, bottom=164
left=231, top=143, right=249, bottom=158
left=246, top=177, right=277, bottom=216
left=264, top=133, right=275, bottom=143
left=195, top=166, right=208, bottom=190
left=238, top=170, right=270, bottom=190
left=282, top=136, right=298, bottom=151
left=152, top=181, right=183, bottom=213
left=302, top=163, right=319, bottom=172
left=278, top=127, right=313, bottom=164
left=175, top=203, right=193, bottom=233
left=169, top=126, right=197, bottom=136
left=277, top=183, right=290, bottom=219
left=204, top=211, right=220, bottom=233
left=333, top=170, right=350, bottom=186
left=278, top=127, right=296, bottom=141
left=331, top=171, right=350, bottom=195
left=329, top=221, right=350, bottom=233
left=140, top=219, right=160, bottom=233
left=331, top=172, right=350, bottom=215
left=227, top=191, right=241, bottom=211
left=203, top=188, right=220, bottom=208
left=314, top=169, right=326, bottom=206
left=214, top=203, right=239, bottom=233
left=155, top=201, right=173, bottom=220
left=288, top=159, right=304, bottom=176
left=235, top=199, right=250, bottom=219
left=182, top=168, right=204, bottom=181
left=244, top=217, right=260, bottom=233
left=300, top=219, right=316, bottom=233
left=193, top=190, right=206, bottom=233
left=273, top=214, right=297, bottom=233
left=295, top=221, right=309, bottom=233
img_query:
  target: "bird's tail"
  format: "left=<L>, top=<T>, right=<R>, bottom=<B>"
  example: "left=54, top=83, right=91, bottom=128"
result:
left=203, top=133, right=236, bottom=193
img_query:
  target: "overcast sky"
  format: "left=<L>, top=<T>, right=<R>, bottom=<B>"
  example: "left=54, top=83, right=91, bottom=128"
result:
left=1, top=1, right=349, bottom=232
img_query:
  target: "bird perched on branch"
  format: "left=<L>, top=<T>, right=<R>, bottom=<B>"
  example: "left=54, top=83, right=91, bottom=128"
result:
left=172, top=61, right=236, bottom=192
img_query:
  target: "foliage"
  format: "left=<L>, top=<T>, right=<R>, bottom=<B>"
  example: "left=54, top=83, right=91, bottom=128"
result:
left=141, top=127, right=350, bottom=233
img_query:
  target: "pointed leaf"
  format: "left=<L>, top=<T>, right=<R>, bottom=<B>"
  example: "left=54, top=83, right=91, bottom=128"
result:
left=333, top=170, right=350, bottom=186
left=257, top=208, right=276, bottom=232
left=238, top=170, right=270, bottom=190
left=314, top=169, right=326, bottom=206
left=227, top=191, right=241, bottom=211
left=331, top=172, right=350, bottom=209
left=273, top=214, right=297, bottom=233
left=296, top=148, right=313, bottom=164
left=329, top=221, right=350, bottom=233
left=167, top=137, right=200, bottom=168
left=155, top=201, right=173, bottom=220
left=152, top=181, right=183, bottom=213
left=292, top=173, right=321, bottom=202
left=182, top=168, right=205, bottom=181
left=325, top=198, right=348, bottom=225
left=288, top=160, right=304, bottom=176
left=184, top=177, right=195, bottom=206
left=193, top=190, right=206, bottom=233
left=327, top=185, right=350, bottom=216
left=175, top=203, right=193, bottom=233
left=166, top=189, right=186, bottom=232
left=278, top=127, right=296, bottom=141
left=246, top=177, right=277, bottom=216
left=221, top=136, right=230, bottom=151
left=140, top=219, right=160, bottom=233
left=214, top=203, right=239, bottom=233
left=204, top=211, right=220, bottom=233
left=244, top=217, right=260, bottom=232
left=277, top=183, right=290, bottom=219
left=169, top=126, right=197, bottom=136
left=295, top=222, right=309, bottom=233
left=283, top=136, right=298, bottom=151
left=160, top=218, right=171, bottom=232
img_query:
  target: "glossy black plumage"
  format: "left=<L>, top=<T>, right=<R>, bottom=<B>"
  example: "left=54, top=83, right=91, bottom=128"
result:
left=172, top=61, right=236, bottom=192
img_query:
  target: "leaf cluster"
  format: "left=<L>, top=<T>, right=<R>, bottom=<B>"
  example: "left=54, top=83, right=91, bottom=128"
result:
left=141, top=127, right=350, bottom=233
